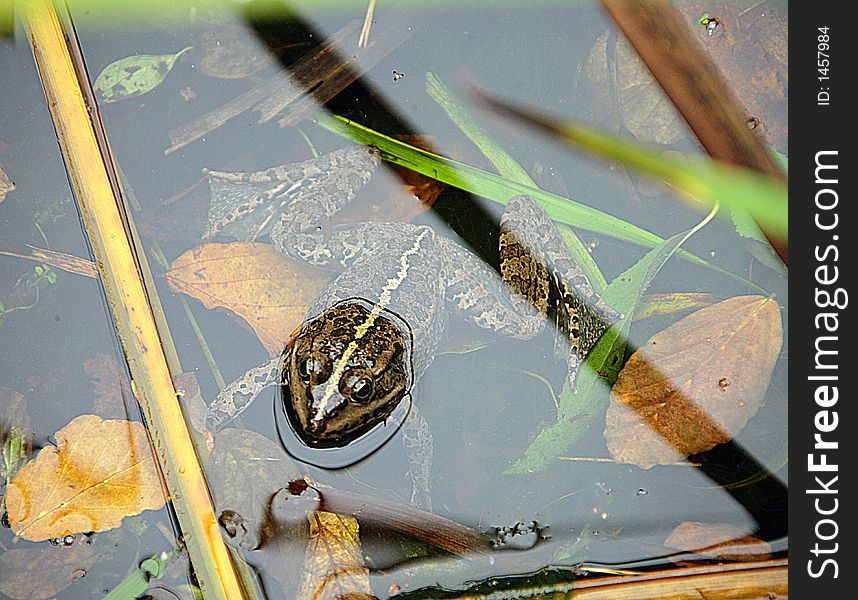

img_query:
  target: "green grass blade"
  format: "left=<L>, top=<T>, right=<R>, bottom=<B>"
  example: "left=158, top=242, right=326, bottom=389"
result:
left=320, top=116, right=698, bottom=256
left=472, top=92, right=787, bottom=243
left=555, top=123, right=787, bottom=241
left=426, top=72, right=536, bottom=186
left=318, top=115, right=767, bottom=293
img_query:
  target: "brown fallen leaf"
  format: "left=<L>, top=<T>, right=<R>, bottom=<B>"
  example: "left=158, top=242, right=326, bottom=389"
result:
left=300, top=511, right=372, bottom=600
left=605, top=295, right=782, bottom=468
left=6, top=415, right=165, bottom=541
left=165, top=242, right=330, bottom=357
left=0, top=543, right=97, bottom=600
left=665, top=521, right=773, bottom=563
left=84, top=353, right=134, bottom=419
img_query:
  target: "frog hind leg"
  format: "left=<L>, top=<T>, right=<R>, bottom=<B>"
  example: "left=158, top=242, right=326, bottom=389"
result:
left=204, top=146, right=380, bottom=245
left=270, top=146, right=381, bottom=266
left=499, top=195, right=622, bottom=389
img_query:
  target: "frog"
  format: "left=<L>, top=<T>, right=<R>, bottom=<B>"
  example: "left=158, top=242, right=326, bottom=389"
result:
left=202, top=145, right=620, bottom=509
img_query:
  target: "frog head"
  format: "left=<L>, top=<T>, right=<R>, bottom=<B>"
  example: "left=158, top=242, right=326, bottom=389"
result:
left=281, top=300, right=413, bottom=448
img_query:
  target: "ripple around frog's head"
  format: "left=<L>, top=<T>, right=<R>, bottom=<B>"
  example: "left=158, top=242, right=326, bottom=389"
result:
left=278, top=298, right=414, bottom=465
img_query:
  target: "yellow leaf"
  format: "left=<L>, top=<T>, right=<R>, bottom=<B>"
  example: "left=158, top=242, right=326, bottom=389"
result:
left=165, top=242, right=329, bottom=357
left=605, top=295, right=782, bottom=468
left=6, top=415, right=165, bottom=541
left=300, top=511, right=372, bottom=600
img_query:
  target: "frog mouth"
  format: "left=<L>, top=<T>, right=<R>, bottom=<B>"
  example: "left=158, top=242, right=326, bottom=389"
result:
left=281, top=378, right=407, bottom=449
left=275, top=387, right=413, bottom=469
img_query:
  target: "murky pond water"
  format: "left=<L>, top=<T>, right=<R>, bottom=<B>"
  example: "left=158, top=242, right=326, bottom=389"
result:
left=1, top=1, right=787, bottom=598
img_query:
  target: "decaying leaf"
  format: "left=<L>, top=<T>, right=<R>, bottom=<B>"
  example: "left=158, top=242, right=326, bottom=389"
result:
left=83, top=353, right=134, bottom=419
left=94, top=47, right=192, bottom=103
left=6, top=415, right=165, bottom=541
left=300, top=511, right=372, bottom=600
left=165, top=242, right=329, bottom=357
left=585, top=31, right=687, bottom=145
left=665, top=521, right=772, bottom=562
left=0, top=543, right=97, bottom=600
left=605, top=295, right=782, bottom=468
left=0, top=165, right=14, bottom=202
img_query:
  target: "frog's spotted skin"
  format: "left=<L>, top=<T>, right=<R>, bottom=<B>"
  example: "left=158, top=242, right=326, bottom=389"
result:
left=203, top=146, right=620, bottom=509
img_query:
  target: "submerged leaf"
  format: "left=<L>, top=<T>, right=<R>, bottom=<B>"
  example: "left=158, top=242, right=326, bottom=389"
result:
left=208, top=428, right=302, bottom=549
left=665, top=521, right=773, bottom=562
left=83, top=353, right=133, bottom=419
left=195, top=26, right=275, bottom=79
left=585, top=31, right=687, bottom=145
left=300, top=511, right=372, bottom=600
left=0, top=544, right=97, bottom=600
left=94, top=47, right=191, bottom=103
left=605, top=295, right=782, bottom=468
left=165, top=242, right=329, bottom=357
left=6, top=415, right=164, bottom=541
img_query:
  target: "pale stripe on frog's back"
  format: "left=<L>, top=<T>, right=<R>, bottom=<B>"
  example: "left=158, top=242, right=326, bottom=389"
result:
left=311, top=227, right=433, bottom=420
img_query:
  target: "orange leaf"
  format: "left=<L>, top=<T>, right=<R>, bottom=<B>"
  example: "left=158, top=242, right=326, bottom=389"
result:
left=605, top=295, right=782, bottom=468
left=6, top=415, right=165, bottom=541
left=165, top=242, right=330, bottom=357
left=300, top=511, right=372, bottom=600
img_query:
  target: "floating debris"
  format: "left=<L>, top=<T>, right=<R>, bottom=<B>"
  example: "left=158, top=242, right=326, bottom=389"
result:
left=699, top=13, right=721, bottom=36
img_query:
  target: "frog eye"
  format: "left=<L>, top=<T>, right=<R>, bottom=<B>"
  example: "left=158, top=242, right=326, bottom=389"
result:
left=351, top=377, right=374, bottom=402
left=341, top=372, right=374, bottom=403
left=297, top=356, right=323, bottom=382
